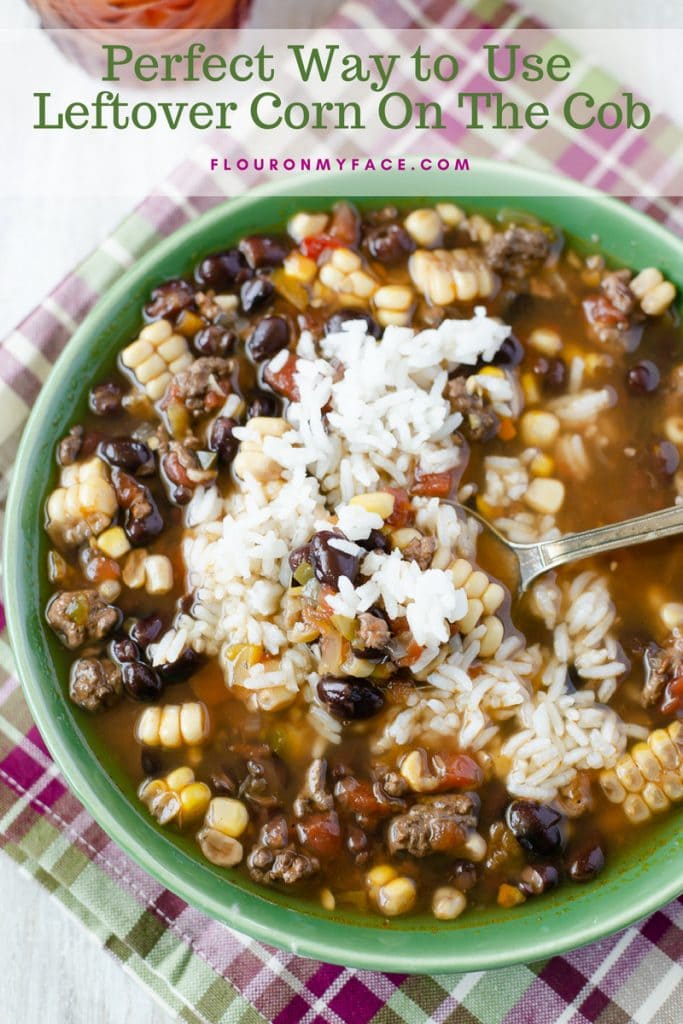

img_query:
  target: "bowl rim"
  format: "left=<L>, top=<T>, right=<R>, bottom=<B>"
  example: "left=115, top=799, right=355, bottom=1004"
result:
left=5, top=162, right=683, bottom=974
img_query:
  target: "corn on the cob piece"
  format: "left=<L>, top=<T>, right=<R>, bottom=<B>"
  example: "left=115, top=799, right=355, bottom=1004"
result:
left=121, top=319, right=193, bottom=401
left=629, top=267, right=676, bottom=317
left=138, top=766, right=211, bottom=827
left=135, top=702, right=210, bottom=748
left=447, top=557, right=505, bottom=653
left=46, top=457, right=117, bottom=547
left=599, top=721, right=683, bottom=823
left=318, top=248, right=378, bottom=300
left=409, top=249, right=494, bottom=306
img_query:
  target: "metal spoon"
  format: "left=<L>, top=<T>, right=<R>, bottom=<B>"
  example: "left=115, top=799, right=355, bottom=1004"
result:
left=455, top=502, right=683, bottom=594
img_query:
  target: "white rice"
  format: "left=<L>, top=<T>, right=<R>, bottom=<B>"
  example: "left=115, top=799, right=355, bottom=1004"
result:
left=147, top=310, right=646, bottom=805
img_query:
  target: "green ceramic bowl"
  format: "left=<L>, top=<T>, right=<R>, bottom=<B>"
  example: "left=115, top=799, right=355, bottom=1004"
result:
left=5, top=165, right=683, bottom=973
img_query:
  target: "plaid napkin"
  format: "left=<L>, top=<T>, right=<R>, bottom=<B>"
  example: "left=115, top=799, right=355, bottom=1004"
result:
left=2, top=2, right=683, bottom=1022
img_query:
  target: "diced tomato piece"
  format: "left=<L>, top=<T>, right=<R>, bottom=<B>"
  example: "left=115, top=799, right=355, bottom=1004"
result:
left=386, top=487, right=413, bottom=527
left=432, top=752, right=483, bottom=791
left=263, top=352, right=300, bottom=401
left=410, top=471, right=453, bottom=499
left=296, top=812, right=343, bottom=859
left=300, top=234, right=342, bottom=260
left=497, top=417, right=517, bottom=442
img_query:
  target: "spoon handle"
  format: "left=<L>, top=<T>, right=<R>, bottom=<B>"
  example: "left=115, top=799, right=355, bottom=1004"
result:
left=519, top=504, right=683, bottom=590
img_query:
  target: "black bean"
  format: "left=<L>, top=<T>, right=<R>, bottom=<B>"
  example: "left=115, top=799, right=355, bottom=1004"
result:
left=309, top=531, right=360, bottom=587
left=126, top=505, right=164, bottom=546
left=356, top=529, right=391, bottom=553
left=247, top=316, right=290, bottom=362
left=239, top=235, right=289, bottom=270
left=288, top=544, right=312, bottom=573
left=532, top=356, right=567, bottom=394
left=649, top=439, right=680, bottom=477
left=193, top=325, right=236, bottom=358
left=195, top=249, right=250, bottom=290
left=173, top=485, right=193, bottom=505
left=89, top=381, right=123, bottom=416
left=145, top=279, right=194, bottom=320
left=346, top=825, right=369, bottom=862
left=519, top=863, right=560, bottom=895
left=325, top=308, right=381, bottom=339
left=627, top=360, right=660, bottom=394
left=122, top=661, right=163, bottom=701
left=130, top=614, right=165, bottom=648
left=449, top=859, right=478, bottom=892
left=111, top=636, right=141, bottom=664
left=211, top=771, right=237, bottom=796
left=506, top=799, right=565, bottom=857
left=566, top=839, right=605, bottom=882
left=156, top=647, right=201, bottom=684
left=98, top=438, right=154, bottom=475
left=209, top=416, right=239, bottom=465
left=493, top=334, right=525, bottom=367
left=247, top=390, right=279, bottom=419
left=317, top=676, right=385, bottom=720
left=366, top=223, right=415, bottom=265
left=241, top=276, right=275, bottom=314
left=141, top=747, right=163, bottom=776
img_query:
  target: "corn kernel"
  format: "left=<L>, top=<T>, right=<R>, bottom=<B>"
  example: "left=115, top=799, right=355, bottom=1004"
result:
left=197, top=827, right=244, bottom=867
left=664, top=416, right=683, bottom=446
left=144, top=554, right=174, bottom=595
left=432, top=886, right=467, bottom=920
left=482, top=582, right=505, bottom=614
left=376, top=876, right=417, bottom=917
left=122, top=548, right=147, bottom=589
left=497, top=883, right=525, bottom=908
left=450, top=558, right=473, bottom=588
left=404, top=209, right=443, bottom=248
left=458, top=598, right=484, bottom=634
left=373, top=285, right=414, bottom=313
left=166, top=766, right=194, bottom=791
left=377, top=309, right=410, bottom=327
left=349, top=491, right=395, bottom=519
left=95, top=526, right=131, bottom=559
left=530, top=453, right=555, bottom=478
left=366, top=864, right=398, bottom=892
left=642, top=281, right=676, bottom=317
left=521, top=372, right=541, bottom=405
left=320, top=888, right=336, bottom=911
left=205, top=797, right=249, bottom=838
left=391, top=527, right=421, bottom=550
left=528, top=327, right=562, bottom=356
left=435, top=202, right=465, bottom=227
left=660, top=601, right=683, bottom=631
left=463, top=570, right=488, bottom=599
left=519, top=410, right=561, bottom=450
left=479, top=616, right=505, bottom=658
left=642, top=782, right=670, bottom=814
left=524, top=478, right=565, bottom=515
left=179, top=782, right=211, bottom=823
left=288, top=211, right=329, bottom=244
left=615, top=757, right=644, bottom=792
left=283, top=251, right=317, bottom=284
left=624, top=793, right=650, bottom=823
